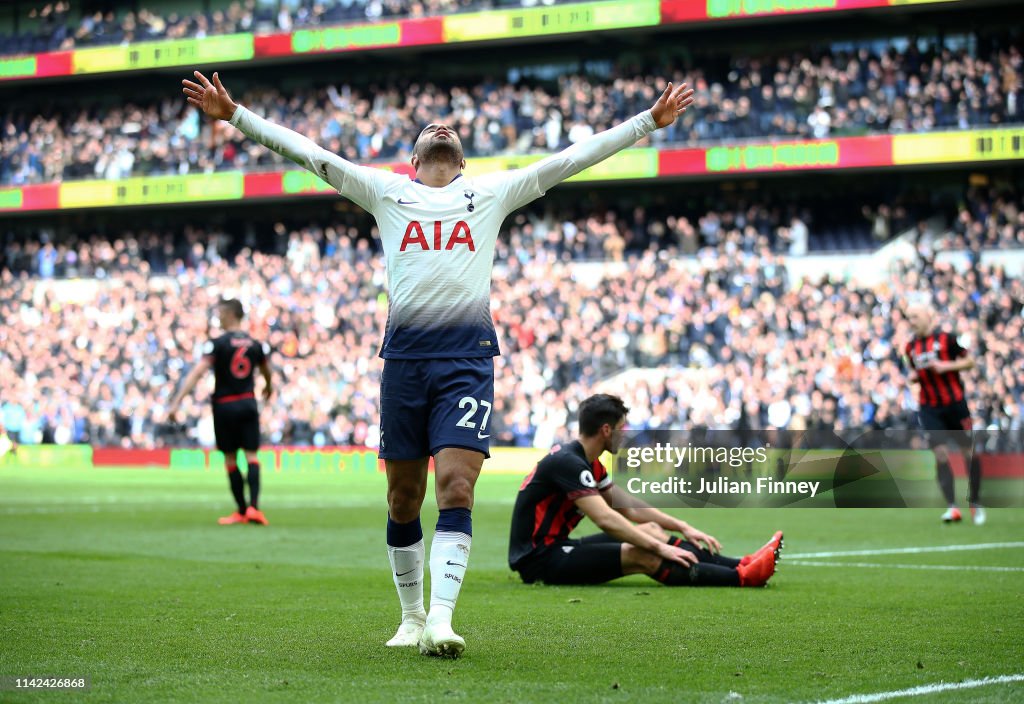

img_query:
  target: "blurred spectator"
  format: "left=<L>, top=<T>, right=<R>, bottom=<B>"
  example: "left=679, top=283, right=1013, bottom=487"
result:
left=940, top=185, right=1024, bottom=250
left=1, top=197, right=1021, bottom=450
left=3, top=35, right=1022, bottom=186
left=0, top=0, right=566, bottom=56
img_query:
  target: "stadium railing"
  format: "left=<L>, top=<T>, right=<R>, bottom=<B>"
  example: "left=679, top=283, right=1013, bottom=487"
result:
left=4, top=126, right=1023, bottom=214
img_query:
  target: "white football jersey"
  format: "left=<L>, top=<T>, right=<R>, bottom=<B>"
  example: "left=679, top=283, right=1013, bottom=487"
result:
left=327, top=168, right=544, bottom=359
left=230, top=106, right=656, bottom=359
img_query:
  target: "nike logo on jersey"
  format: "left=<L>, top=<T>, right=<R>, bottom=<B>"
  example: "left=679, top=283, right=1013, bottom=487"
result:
left=395, top=568, right=415, bottom=577
left=397, top=198, right=419, bottom=205
left=445, top=560, right=466, bottom=568
left=477, top=432, right=490, bottom=440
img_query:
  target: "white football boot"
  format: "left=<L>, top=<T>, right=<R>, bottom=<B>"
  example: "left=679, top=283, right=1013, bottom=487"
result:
left=418, top=619, right=465, bottom=658
left=385, top=614, right=425, bottom=647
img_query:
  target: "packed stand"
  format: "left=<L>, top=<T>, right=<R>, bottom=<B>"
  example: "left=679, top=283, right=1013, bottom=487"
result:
left=1, top=0, right=568, bottom=56
left=938, top=185, right=1024, bottom=250
left=3, top=35, right=1022, bottom=186
left=2, top=206, right=1021, bottom=451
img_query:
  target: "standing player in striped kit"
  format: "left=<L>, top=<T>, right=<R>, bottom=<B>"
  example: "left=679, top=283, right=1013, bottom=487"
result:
left=903, top=300, right=985, bottom=525
left=182, top=69, right=696, bottom=657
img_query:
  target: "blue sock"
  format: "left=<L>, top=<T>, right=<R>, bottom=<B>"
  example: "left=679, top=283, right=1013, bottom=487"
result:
left=435, top=507, right=472, bottom=536
left=386, top=515, right=423, bottom=547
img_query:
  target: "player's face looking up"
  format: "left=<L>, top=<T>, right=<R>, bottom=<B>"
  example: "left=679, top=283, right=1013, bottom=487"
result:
left=413, top=123, right=465, bottom=168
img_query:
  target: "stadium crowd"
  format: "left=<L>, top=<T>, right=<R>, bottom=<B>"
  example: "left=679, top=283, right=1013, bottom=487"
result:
left=2, top=0, right=562, bottom=56
left=2, top=34, right=1021, bottom=186
left=940, top=186, right=1024, bottom=251
left=2, top=198, right=1021, bottom=451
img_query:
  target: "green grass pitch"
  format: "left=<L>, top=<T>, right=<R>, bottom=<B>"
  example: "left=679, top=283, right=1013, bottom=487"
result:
left=1, top=466, right=1022, bottom=703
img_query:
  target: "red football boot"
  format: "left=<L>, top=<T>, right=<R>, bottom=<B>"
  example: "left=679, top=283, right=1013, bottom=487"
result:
left=218, top=511, right=249, bottom=525
left=737, top=546, right=777, bottom=587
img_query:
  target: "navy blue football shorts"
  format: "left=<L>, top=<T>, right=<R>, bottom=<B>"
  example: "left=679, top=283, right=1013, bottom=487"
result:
left=379, top=358, right=494, bottom=460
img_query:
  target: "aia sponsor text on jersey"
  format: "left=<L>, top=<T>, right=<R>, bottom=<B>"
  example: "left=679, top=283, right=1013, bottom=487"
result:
left=400, top=220, right=475, bottom=252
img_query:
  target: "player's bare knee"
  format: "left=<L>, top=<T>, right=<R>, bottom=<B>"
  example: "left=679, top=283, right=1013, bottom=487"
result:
left=434, top=451, right=482, bottom=509
left=437, top=474, right=474, bottom=509
left=385, top=459, right=428, bottom=520
left=387, top=485, right=424, bottom=521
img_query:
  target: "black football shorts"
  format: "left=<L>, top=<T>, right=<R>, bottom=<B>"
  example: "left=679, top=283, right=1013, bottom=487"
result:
left=212, top=398, right=260, bottom=454
left=515, top=533, right=624, bottom=585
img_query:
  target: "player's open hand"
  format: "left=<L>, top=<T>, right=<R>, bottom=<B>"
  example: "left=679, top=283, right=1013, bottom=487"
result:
left=262, top=384, right=273, bottom=402
left=658, top=542, right=698, bottom=568
left=182, top=71, right=238, bottom=122
left=682, top=526, right=722, bottom=554
left=650, top=81, right=695, bottom=129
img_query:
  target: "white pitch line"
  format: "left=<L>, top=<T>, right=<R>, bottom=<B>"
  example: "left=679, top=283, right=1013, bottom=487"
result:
left=788, top=542, right=1024, bottom=559
left=813, top=673, right=1024, bottom=704
left=787, top=560, right=1024, bottom=573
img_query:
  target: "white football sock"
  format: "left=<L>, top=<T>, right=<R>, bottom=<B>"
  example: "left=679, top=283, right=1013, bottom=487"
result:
left=387, top=539, right=425, bottom=621
left=427, top=531, right=472, bottom=625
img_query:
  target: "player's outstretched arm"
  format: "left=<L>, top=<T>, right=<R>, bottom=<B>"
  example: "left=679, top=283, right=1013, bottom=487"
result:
left=182, top=70, right=237, bottom=120
left=648, top=81, right=697, bottom=129
left=182, top=71, right=386, bottom=209
left=493, top=81, right=694, bottom=212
